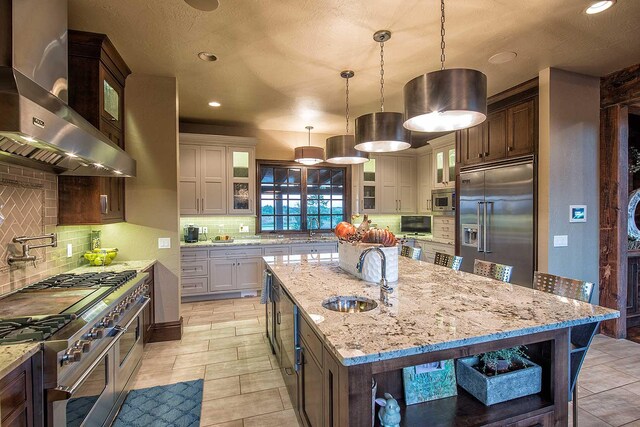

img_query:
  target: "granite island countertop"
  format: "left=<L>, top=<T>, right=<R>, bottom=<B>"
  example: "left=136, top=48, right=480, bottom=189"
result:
left=0, top=342, right=41, bottom=380
left=181, top=236, right=338, bottom=248
left=68, top=259, right=156, bottom=274
left=265, top=254, right=619, bottom=366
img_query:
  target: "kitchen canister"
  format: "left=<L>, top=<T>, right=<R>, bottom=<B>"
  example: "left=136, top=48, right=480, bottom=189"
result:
left=338, top=242, right=399, bottom=283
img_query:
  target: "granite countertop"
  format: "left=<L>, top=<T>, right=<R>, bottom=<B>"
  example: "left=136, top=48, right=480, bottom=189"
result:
left=68, top=259, right=156, bottom=274
left=265, top=255, right=619, bottom=366
left=400, top=233, right=454, bottom=245
left=0, top=342, right=41, bottom=380
left=181, top=236, right=338, bottom=248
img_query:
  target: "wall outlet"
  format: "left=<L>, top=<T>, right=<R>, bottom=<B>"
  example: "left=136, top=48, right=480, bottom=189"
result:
left=240, top=225, right=250, bottom=233
left=202, top=226, right=208, bottom=234
left=553, top=235, right=568, bottom=247
left=158, top=237, right=171, bottom=249
left=67, top=243, right=73, bottom=257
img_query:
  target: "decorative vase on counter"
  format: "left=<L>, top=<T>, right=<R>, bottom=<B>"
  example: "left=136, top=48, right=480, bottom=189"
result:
left=338, top=242, right=399, bottom=283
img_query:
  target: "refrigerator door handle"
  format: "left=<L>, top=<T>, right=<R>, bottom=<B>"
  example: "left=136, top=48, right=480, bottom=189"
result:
left=484, top=201, right=492, bottom=253
left=477, top=201, right=484, bottom=252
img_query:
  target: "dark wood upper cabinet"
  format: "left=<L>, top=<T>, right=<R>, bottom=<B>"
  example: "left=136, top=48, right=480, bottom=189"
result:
left=58, top=30, right=131, bottom=225
left=459, top=96, right=537, bottom=166
left=507, top=98, right=537, bottom=157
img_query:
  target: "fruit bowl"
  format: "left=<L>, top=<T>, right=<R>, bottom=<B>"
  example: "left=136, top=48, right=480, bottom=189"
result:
left=84, top=248, right=118, bottom=266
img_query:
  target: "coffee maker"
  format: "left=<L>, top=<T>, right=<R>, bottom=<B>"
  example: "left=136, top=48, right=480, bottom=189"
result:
left=184, top=225, right=199, bottom=243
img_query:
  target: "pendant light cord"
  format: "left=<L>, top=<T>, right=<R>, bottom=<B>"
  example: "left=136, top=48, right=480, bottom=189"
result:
left=345, top=74, right=350, bottom=133
left=306, top=125, right=313, bottom=146
left=379, top=41, right=385, bottom=112
left=440, top=0, right=446, bottom=70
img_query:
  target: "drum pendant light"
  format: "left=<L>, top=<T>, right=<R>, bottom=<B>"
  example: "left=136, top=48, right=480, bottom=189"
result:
left=294, top=126, right=324, bottom=165
left=326, top=71, right=369, bottom=164
left=354, top=30, right=410, bottom=153
left=403, top=0, right=487, bottom=132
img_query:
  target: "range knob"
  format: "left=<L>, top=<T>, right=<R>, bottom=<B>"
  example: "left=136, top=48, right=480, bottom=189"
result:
left=111, top=312, right=120, bottom=322
left=87, top=327, right=104, bottom=339
left=74, top=340, right=91, bottom=353
left=99, top=316, right=114, bottom=328
left=61, top=349, right=82, bottom=365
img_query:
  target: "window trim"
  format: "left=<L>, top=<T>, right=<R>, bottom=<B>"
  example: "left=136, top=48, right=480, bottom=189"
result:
left=256, top=160, right=351, bottom=234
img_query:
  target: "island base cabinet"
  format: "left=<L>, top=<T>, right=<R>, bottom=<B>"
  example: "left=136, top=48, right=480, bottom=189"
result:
left=284, top=328, right=568, bottom=427
left=299, top=344, right=324, bottom=427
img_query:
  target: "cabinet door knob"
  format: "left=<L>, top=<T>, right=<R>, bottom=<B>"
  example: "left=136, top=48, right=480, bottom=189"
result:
left=485, top=152, right=489, bottom=156
left=477, top=153, right=482, bottom=158
left=508, top=146, right=514, bottom=151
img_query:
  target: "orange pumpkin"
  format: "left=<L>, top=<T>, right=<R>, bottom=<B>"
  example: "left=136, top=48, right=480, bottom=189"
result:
left=361, top=228, right=397, bottom=247
left=334, top=221, right=356, bottom=240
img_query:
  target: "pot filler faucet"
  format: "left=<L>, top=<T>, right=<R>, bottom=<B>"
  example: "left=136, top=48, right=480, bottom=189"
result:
left=356, top=247, right=393, bottom=306
left=8, top=233, right=57, bottom=266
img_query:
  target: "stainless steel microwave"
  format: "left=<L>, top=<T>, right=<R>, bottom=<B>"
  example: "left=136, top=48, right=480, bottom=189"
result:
left=432, top=188, right=455, bottom=212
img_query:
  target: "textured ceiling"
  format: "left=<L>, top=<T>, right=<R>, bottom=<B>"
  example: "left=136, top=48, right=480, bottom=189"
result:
left=68, top=0, right=640, bottom=134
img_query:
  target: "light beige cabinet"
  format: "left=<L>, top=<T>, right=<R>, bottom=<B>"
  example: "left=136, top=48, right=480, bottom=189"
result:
left=431, top=133, right=456, bottom=189
left=417, top=151, right=433, bottom=213
left=353, top=154, right=416, bottom=214
left=417, top=239, right=455, bottom=263
left=181, top=241, right=338, bottom=300
left=179, top=133, right=256, bottom=216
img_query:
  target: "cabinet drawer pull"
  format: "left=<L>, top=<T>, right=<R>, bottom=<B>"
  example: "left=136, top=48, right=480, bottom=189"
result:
left=477, top=153, right=482, bottom=158
left=183, top=267, right=199, bottom=271
left=284, top=367, right=294, bottom=376
left=196, top=198, right=199, bottom=212
left=485, top=152, right=489, bottom=156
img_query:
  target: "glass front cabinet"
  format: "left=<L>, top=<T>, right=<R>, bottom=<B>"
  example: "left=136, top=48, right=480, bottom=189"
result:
left=227, top=147, right=255, bottom=214
left=361, top=158, right=377, bottom=213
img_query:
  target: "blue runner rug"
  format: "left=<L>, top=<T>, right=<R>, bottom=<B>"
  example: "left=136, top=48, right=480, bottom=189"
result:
left=112, top=379, right=203, bottom=427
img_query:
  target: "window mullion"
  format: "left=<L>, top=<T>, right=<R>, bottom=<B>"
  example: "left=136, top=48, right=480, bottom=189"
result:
left=301, top=167, right=308, bottom=231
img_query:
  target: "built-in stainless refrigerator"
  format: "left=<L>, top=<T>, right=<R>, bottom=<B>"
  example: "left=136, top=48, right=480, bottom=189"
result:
left=459, top=159, right=534, bottom=286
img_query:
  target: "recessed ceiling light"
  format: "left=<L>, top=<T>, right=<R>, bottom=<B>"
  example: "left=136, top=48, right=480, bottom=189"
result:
left=488, top=51, right=517, bottom=64
left=585, top=0, right=616, bottom=14
left=208, top=101, right=221, bottom=107
left=198, top=52, right=217, bottom=62
left=185, top=0, right=219, bottom=12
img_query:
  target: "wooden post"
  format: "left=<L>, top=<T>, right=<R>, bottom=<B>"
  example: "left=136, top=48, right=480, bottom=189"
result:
left=599, top=104, right=629, bottom=337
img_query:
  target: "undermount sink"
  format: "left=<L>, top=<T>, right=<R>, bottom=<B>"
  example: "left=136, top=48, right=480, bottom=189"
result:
left=322, top=296, right=378, bottom=313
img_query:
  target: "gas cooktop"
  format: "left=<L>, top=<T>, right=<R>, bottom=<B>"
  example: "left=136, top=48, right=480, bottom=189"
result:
left=0, top=270, right=138, bottom=343
left=22, top=270, right=137, bottom=290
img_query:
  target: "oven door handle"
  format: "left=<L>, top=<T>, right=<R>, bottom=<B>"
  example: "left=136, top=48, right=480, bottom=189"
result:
left=47, top=297, right=150, bottom=402
left=116, top=296, right=151, bottom=333
left=47, top=328, right=126, bottom=402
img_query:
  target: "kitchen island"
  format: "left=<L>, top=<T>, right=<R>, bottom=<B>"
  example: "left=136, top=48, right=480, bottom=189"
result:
left=265, top=254, right=618, bottom=426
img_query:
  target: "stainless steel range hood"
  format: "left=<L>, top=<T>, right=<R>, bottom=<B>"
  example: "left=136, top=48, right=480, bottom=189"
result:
left=0, top=0, right=136, bottom=177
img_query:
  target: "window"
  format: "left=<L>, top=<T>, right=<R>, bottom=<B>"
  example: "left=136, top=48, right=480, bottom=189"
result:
left=258, top=163, right=348, bottom=232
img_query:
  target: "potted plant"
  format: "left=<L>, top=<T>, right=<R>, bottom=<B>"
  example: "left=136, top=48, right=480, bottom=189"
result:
left=456, top=346, right=542, bottom=406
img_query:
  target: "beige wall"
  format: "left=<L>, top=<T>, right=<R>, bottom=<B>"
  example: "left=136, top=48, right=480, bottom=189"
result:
left=100, top=74, right=180, bottom=324
left=538, top=68, right=600, bottom=301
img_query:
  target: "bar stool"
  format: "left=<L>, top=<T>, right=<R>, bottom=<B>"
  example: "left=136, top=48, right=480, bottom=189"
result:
left=433, top=252, right=463, bottom=271
left=473, top=259, right=513, bottom=283
left=400, top=245, right=422, bottom=260
left=533, top=271, right=595, bottom=427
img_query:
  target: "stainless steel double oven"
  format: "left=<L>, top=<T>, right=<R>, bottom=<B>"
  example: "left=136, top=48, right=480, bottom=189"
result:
left=46, top=276, right=150, bottom=427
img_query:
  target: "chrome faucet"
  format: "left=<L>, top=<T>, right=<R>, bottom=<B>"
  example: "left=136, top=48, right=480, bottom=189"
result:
left=8, top=233, right=57, bottom=266
left=309, top=217, right=320, bottom=237
left=356, top=247, right=393, bottom=306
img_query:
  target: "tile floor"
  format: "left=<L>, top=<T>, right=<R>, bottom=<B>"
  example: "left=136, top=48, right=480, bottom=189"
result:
left=133, top=297, right=640, bottom=427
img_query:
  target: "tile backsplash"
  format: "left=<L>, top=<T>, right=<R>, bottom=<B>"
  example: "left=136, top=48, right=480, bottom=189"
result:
left=180, top=216, right=256, bottom=239
left=0, top=162, right=91, bottom=297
